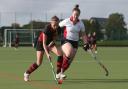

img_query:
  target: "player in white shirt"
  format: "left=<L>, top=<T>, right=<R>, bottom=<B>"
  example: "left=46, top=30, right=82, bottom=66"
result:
left=56, top=4, right=88, bottom=79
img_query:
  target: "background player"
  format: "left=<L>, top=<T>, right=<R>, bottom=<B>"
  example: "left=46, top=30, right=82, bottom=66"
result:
left=84, top=32, right=97, bottom=53
left=91, top=32, right=97, bottom=53
left=14, top=33, right=19, bottom=50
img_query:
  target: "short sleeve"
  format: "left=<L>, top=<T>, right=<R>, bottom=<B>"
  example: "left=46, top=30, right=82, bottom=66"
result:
left=59, top=19, right=68, bottom=27
left=43, top=25, right=50, bottom=36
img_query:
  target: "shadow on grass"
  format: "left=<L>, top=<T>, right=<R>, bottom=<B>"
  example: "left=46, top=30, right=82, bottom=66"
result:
left=64, top=78, right=128, bottom=84
left=28, top=80, right=61, bottom=89
left=31, top=79, right=53, bottom=82
left=29, top=78, right=128, bottom=85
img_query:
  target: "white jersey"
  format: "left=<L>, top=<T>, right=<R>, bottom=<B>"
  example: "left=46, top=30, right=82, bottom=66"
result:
left=59, top=17, right=85, bottom=41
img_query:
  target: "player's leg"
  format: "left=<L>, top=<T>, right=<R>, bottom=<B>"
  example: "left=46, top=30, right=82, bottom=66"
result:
left=24, top=41, right=44, bottom=81
left=49, top=45, right=65, bottom=78
left=24, top=51, right=44, bottom=81
left=61, top=42, right=74, bottom=73
left=62, top=46, right=78, bottom=73
left=92, top=39, right=97, bottom=53
left=92, top=44, right=97, bottom=53
left=61, top=39, right=78, bottom=73
left=94, top=44, right=97, bottom=53
left=14, top=42, right=18, bottom=50
left=70, top=48, right=77, bottom=63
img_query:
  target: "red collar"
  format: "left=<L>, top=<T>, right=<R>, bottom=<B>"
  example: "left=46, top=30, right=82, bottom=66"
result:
left=70, top=16, right=79, bottom=25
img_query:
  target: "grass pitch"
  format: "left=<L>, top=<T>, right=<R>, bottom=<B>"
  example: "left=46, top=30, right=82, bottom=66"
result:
left=0, top=47, right=128, bottom=89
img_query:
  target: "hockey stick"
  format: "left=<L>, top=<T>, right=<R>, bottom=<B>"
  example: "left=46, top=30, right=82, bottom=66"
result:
left=87, top=49, right=109, bottom=76
left=48, top=57, right=58, bottom=84
left=47, top=41, right=63, bottom=84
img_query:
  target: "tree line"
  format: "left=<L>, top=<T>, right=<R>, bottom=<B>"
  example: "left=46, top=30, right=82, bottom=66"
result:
left=83, top=13, right=127, bottom=40
left=0, top=13, right=128, bottom=41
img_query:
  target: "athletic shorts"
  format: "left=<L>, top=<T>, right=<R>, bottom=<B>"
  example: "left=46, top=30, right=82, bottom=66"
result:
left=36, top=41, right=55, bottom=51
left=36, top=41, right=44, bottom=51
left=92, top=40, right=96, bottom=45
left=61, top=39, right=78, bottom=49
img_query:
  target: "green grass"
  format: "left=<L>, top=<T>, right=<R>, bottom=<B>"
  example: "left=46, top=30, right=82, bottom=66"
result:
left=0, top=47, right=128, bottom=89
left=97, top=40, right=128, bottom=46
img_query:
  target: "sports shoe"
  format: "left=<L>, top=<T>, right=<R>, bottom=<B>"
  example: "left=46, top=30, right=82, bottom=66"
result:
left=56, top=73, right=67, bottom=79
left=95, top=51, right=98, bottom=54
left=56, top=73, right=60, bottom=79
left=24, top=72, right=30, bottom=82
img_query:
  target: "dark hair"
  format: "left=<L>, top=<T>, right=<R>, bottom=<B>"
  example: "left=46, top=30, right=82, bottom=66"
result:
left=73, top=4, right=81, bottom=14
left=51, top=16, right=59, bottom=22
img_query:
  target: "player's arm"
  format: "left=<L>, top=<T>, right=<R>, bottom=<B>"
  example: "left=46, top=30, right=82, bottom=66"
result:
left=42, top=33, right=51, bottom=59
left=80, top=22, right=90, bottom=51
left=81, top=32, right=90, bottom=51
left=81, top=32, right=87, bottom=44
left=59, top=19, right=67, bottom=27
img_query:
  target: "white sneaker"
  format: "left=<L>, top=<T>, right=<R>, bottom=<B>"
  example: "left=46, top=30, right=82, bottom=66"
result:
left=56, top=73, right=66, bottom=79
left=24, top=72, right=30, bottom=82
left=95, top=51, right=98, bottom=54
left=60, top=73, right=66, bottom=79
left=56, top=73, right=61, bottom=79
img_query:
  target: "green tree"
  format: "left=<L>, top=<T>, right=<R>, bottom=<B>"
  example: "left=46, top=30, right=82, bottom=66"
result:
left=106, top=13, right=127, bottom=40
left=83, top=19, right=103, bottom=40
left=89, top=19, right=103, bottom=40
left=22, top=20, right=48, bottom=29
left=82, top=19, right=91, bottom=34
left=11, top=23, right=21, bottom=29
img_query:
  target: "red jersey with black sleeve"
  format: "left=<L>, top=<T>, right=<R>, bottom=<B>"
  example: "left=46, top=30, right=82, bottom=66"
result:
left=38, top=24, right=59, bottom=45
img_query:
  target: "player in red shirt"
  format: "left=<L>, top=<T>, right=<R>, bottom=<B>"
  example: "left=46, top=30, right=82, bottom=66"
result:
left=24, top=16, right=63, bottom=81
left=91, top=32, right=97, bottom=53
left=14, top=33, right=19, bottom=49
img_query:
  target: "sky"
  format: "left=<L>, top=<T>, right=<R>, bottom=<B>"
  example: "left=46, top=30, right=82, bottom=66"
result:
left=0, top=0, right=128, bottom=26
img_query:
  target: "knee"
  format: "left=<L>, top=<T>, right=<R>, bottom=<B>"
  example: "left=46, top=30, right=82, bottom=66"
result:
left=36, top=62, right=42, bottom=66
left=64, top=52, right=71, bottom=58
left=62, top=46, right=73, bottom=58
left=57, top=50, right=63, bottom=56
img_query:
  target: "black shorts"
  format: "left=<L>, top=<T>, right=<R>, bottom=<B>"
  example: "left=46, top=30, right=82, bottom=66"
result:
left=92, top=40, right=96, bottom=45
left=61, top=39, right=78, bottom=49
left=36, top=41, right=44, bottom=51
left=36, top=41, right=55, bottom=51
